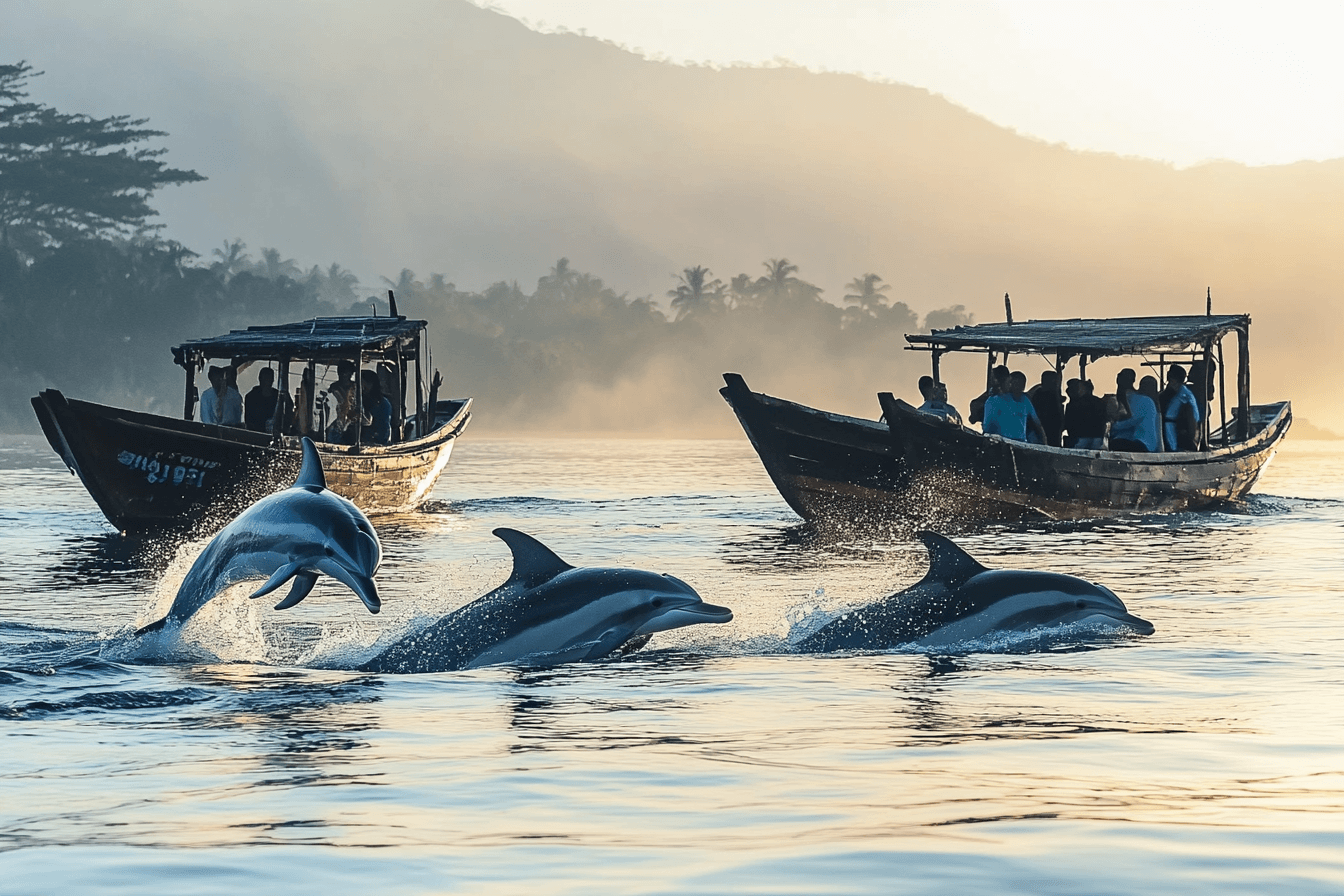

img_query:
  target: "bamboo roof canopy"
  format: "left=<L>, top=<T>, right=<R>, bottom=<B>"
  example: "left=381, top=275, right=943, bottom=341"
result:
left=171, top=316, right=426, bottom=366
left=905, top=314, right=1249, bottom=357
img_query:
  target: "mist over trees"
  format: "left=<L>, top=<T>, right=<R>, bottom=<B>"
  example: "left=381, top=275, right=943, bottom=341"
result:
left=0, top=59, right=976, bottom=435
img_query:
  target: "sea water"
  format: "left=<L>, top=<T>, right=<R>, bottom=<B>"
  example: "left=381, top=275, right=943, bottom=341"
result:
left=1, top=434, right=1342, bottom=894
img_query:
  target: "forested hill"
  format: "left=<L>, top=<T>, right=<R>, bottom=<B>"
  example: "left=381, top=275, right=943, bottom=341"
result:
left=3, top=1, right=1343, bottom=432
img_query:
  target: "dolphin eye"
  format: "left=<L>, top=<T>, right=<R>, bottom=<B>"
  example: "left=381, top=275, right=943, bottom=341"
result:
left=651, top=598, right=664, bottom=608
left=1075, top=599, right=1087, bottom=609
left=325, top=546, right=335, bottom=556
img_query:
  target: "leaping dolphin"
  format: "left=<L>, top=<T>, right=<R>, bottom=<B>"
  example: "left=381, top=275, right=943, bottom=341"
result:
left=137, top=437, right=381, bottom=635
left=358, top=528, right=733, bottom=673
left=798, top=531, right=1153, bottom=653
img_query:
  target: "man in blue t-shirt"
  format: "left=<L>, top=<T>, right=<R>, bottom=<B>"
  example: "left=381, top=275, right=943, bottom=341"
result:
left=983, top=371, right=1047, bottom=443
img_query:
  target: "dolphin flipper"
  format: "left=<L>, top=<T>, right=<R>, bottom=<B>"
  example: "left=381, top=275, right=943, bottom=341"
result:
left=493, top=528, right=574, bottom=588
left=295, top=437, right=327, bottom=492
left=273, top=571, right=319, bottom=610
left=249, top=561, right=306, bottom=600
left=915, top=530, right=987, bottom=588
left=316, top=557, right=381, bottom=614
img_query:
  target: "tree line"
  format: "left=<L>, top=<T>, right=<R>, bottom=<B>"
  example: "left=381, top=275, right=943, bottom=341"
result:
left=0, top=60, right=971, bottom=433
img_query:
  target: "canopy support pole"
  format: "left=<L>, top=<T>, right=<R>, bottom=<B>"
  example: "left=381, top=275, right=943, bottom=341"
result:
left=1237, top=325, right=1251, bottom=441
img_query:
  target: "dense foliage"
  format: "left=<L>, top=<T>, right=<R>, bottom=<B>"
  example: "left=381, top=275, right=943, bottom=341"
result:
left=0, top=61, right=972, bottom=433
left=0, top=62, right=204, bottom=258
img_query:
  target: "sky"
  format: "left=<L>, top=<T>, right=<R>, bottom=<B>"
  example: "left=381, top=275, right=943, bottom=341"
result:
left=488, top=0, right=1344, bottom=168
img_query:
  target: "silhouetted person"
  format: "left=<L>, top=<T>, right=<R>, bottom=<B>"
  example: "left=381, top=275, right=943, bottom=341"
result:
left=356, top=369, right=393, bottom=445
left=244, top=367, right=279, bottom=433
left=292, top=367, right=316, bottom=436
left=1028, top=369, right=1064, bottom=446
left=1063, top=378, right=1107, bottom=449
left=983, top=370, right=1046, bottom=443
left=1187, top=358, right=1216, bottom=433
left=1160, top=364, right=1201, bottom=451
left=201, top=365, right=243, bottom=427
left=970, top=365, right=1011, bottom=427
left=916, top=375, right=963, bottom=426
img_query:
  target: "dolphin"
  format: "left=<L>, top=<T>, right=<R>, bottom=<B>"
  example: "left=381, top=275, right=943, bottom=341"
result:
left=358, top=527, right=733, bottom=673
left=136, top=437, right=382, bottom=635
left=798, top=531, right=1153, bottom=653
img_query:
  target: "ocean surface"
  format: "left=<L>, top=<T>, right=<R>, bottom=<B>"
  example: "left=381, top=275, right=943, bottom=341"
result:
left=2, top=433, right=1342, bottom=894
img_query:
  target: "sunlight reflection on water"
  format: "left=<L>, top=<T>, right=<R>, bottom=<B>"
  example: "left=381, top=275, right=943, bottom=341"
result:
left=1, top=435, right=1343, bottom=893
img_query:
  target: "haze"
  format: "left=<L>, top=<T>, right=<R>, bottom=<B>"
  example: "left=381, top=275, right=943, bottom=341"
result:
left=2, top=0, right=1340, bottom=432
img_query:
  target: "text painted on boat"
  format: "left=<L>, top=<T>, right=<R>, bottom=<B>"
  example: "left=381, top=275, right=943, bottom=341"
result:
left=117, top=450, right=219, bottom=487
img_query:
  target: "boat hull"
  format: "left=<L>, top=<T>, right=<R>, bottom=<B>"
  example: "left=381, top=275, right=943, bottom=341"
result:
left=720, top=373, right=1290, bottom=527
left=32, top=389, right=472, bottom=533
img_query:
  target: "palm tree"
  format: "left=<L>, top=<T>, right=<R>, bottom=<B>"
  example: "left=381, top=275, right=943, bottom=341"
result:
left=755, top=257, right=822, bottom=309
left=844, top=273, right=890, bottom=313
left=255, top=247, right=300, bottom=281
left=758, top=257, right=800, bottom=302
left=210, top=238, right=249, bottom=283
left=668, top=265, right=725, bottom=321
left=537, top=257, right=579, bottom=298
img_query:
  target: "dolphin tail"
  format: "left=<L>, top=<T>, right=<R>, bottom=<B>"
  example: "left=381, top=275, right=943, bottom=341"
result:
left=295, top=437, right=327, bottom=492
left=316, top=556, right=381, bottom=614
left=272, top=572, right=319, bottom=610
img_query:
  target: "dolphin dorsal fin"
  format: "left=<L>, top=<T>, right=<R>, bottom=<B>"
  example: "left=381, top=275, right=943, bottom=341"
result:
left=494, top=527, right=574, bottom=589
left=915, top=531, right=987, bottom=587
left=295, top=437, right=326, bottom=492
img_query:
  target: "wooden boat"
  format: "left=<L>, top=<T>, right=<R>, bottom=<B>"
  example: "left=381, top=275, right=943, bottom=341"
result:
left=721, top=313, right=1290, bottom=526
left=32, top=311, right=472, bottom=533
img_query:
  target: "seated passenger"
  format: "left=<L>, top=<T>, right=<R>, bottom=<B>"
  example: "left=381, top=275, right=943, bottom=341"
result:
left=244, top=367, right=280, bottom=433
left=355, top=369, right=393, bottom=445
left=1108, top=368, right=1162, bottom=452
left=200, top=365, right=243, bottom=427
left=1063, top=378, right=1107, bottom=449
left=1160, top=364, right=1201, bottom=451
left=916, top=375, right=963, bottom=426
left=983, top=371, right=1047, bottom=443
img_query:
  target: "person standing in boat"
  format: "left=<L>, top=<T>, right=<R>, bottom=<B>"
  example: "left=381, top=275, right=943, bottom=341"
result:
left=1160, top=364, right=1201, bottom=451
left=200, top=365, right=243, bottom=427
left=1063, top=379, right=1107, bottom=449
left=1187, top=358, right=1216, bottom=429
left=1028, top=369, right=1064, bottom=446
left=916, top=376, right=963, bottom=426
left=244, top=367, right=280, bottom=433
left=325, top=361, right=359, bottom=443
left=292, top=367, right=316, bottom=437
left=969, top=365, right=1011, bottom=426
left=1108, top=369, right=1162, bottom=452
left=983, top=371, right=1047, bottom=443
left=357, top=369, right=393, bottom=445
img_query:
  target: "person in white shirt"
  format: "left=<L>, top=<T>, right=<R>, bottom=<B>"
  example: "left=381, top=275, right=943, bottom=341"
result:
left=200, top=365, right=243, bottom=426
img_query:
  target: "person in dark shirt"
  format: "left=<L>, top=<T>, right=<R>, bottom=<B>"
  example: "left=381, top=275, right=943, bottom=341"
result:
left=358, top=369, right=393, bottom=445
left=1063, top=378, right=1107, bottom=449
left=1028, top=369, right=1064, bottom=446
left=244, top=367, right=279, bottom=433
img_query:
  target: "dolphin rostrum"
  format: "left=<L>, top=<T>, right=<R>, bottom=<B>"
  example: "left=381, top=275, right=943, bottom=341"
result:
left=358, top=527, right=733, bottom=673
left=799, top=531, right=1153, bottom=653
left=137, top=437, right=381, bottom=635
